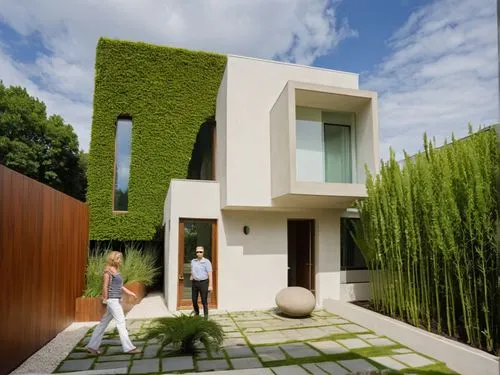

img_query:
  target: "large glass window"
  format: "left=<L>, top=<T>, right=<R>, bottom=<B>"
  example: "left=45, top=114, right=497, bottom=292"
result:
left=341, top=218, right=367, bottom=270
left=296, top=107, right=354, bottom=183
left=113, top=118, right=132, bottom=212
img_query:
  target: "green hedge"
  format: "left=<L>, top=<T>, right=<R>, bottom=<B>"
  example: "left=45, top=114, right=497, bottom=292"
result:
left=87, top=38, right=226, bottom=240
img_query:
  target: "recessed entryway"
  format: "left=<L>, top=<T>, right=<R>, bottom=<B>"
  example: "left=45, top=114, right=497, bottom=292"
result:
left=177, top=219, right=218, bottom=309
left=287, top=219, right=315, bottom=293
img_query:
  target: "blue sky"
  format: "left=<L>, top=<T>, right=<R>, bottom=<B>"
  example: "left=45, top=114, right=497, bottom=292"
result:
left=0, top=0, right=497, bottom=162
left=315, top=0, right=433, bottom=74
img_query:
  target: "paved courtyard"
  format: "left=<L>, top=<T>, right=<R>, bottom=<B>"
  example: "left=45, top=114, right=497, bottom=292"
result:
left=55, top=310, right=455, bottom=374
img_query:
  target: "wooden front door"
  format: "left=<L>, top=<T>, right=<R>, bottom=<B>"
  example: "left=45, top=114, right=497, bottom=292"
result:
left=177, top=219, right=218, bottom=309
left=287, top=219, right=315, bottom=293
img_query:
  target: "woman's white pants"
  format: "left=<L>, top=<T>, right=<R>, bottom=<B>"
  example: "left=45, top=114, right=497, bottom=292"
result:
left=87, top=298, right=135, bottom=352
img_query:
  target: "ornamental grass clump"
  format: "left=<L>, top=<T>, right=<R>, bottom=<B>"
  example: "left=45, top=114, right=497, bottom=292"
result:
left=120, top=242, right=161, bottom=286
left=355, top=125, right=499, bottom=354
left=83, top=244, right=111, bottom=297
left=143, top=315, right=225, bottom=354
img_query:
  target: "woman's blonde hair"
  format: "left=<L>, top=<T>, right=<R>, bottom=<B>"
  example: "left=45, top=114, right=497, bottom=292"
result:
left=106, top=251, right=122, bottom=268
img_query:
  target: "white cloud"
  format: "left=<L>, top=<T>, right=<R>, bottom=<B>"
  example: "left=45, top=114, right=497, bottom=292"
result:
left=0, top=0, right=356, bottom=151
left=363, top=0, right=498, bottom=161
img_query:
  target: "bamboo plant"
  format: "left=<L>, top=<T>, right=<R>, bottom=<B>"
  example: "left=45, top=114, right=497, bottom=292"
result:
left=355, top=126, right=499, bottom=354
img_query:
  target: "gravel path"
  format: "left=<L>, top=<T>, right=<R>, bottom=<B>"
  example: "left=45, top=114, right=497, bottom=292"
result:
left=11, top=322, right=97, bottom=374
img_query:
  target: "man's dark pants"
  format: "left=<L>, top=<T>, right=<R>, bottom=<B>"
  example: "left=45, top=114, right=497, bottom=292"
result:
left=192, top=279, right=209, bottom=318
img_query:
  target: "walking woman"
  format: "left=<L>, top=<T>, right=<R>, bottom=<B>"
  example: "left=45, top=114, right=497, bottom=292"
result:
left=190, top=246, right=213, bottom=319
left=86, top=251, right=141, bottom=355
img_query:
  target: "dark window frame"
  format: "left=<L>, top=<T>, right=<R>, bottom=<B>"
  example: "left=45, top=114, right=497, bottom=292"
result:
left=113, top=116, right=133, bottom=213
left=340, top=217, right=367, bottom=270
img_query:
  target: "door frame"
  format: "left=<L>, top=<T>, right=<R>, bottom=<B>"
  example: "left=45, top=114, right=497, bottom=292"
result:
left=177, top=218, right=218, bottom=309
left=287, top=219, right=316, bottom=294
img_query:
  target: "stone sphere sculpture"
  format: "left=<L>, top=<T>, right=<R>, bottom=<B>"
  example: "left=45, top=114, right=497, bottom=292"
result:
left=275, top=286, right=316, bottom=317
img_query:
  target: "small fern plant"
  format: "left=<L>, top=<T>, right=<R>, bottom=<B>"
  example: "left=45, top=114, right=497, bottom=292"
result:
left=143, top=315, right=225, bottom=354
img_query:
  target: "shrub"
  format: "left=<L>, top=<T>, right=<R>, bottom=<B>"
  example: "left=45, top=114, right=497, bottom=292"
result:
left=143, top=315, right=225, bottom=354
left=121, top=242, right=161, bottom=286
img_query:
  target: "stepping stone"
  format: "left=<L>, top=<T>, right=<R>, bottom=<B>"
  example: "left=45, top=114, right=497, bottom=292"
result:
left=58, top=359, right=94, bottom=372
left=225, top=346, right=254, bottom=358
left=245, top=327, right=264, bottom=333
left=162, top=356, right=194, bottom=372
left=227, top=331, right=244, bottom=338
left=255, top=346, right=286, bottom=361
left=94, top=361, right=129, bottom=370
left=240, top=321, right=265, bottom=328
left=279, top=343, right=321, bottom=358
left=271, top=365, right=310, bottom=374
left=359, top=334, right=379, bottom=340
left=316, top=361, right=351, bottom=374
left=369, top=356, right=407, bottom=370
left=209, top=349, right=225, bottom=359
left=337, top=324, right=369, bottom=333
left=224, top=338, right=247, bottom=347
left=67, top=352, right=89, bottom=359
left=338, top=359, right=378, bottom=372
left=129, top=359, right=160, bottom=374
left=308, top=340, right=349, bottom=355
left=301, top=363, right=328, bottom=374
left=105, top=346, right=126, bottom=355
left=320, top=326, right=345, bottom=334
left=231, top=357, right=263, bottom=369
left=282, top=327, right=326, bottom=341
left=327, top=318, right=350, bottom=325
left=102, top=339, right=122, bottom=345
left=313, top=310, right=331, bottom=317
left=337, top=338, right=371, bottom=349
left=197, top=359, right=230, bottom=371
left=393, top=348, right=413, bottom=354
left=247, top=331, right=288, bottom=345
left=392, top=353, right=435, bottom=367
left=98, top=355, right=131, bottom=362
left=367, top=338, right=396, bottom=347
left=142, top=344, right=161, bottom=358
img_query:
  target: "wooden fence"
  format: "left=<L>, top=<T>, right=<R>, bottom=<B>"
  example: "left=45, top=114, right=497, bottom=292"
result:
left=0, top=165, right=89, bottom=375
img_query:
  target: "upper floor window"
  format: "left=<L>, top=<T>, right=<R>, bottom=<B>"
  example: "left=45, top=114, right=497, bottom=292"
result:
left=295, top=107, right=354, bottom=183
left=113, top=117, right=132, bottom=212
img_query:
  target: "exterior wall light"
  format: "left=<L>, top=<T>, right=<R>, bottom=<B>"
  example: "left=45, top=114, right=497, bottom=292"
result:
left=243, top=225, right=250, bottom=235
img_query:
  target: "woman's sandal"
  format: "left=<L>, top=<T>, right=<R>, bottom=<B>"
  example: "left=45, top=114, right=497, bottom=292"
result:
left=126, top=348, right=142, bottom=354
left=86, top=347, right=101, bottom=355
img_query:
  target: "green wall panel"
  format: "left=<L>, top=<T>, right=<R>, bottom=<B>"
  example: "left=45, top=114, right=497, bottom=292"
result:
left=87, top=38, right=226, bottom=240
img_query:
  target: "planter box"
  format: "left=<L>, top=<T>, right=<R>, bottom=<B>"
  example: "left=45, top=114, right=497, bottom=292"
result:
left=124, top=281, right=147, bottom=303
left=121, top=281, right=147, bottom=313
left=75, top=296, right=106, bottom=322
left=324, top=299, right=499, bottom=375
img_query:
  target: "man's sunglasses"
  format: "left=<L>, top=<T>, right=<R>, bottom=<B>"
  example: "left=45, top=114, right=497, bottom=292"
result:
left=196, top=251, right=203, bottom=253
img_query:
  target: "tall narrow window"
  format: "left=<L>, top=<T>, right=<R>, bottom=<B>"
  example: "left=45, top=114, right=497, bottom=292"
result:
left=324, top=124, right=352, bottom=183
left=113, top=118, right=132, bottom=212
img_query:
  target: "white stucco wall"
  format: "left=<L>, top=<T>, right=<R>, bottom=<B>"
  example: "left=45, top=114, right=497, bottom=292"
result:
left=164, top=179, right=344, bottom=311
left=219, top=56, right=360, bottom=208
left=215, top=68, right=228, bottom=208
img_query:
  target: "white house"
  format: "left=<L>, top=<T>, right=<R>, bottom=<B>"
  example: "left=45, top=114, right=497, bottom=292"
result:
left=163, top=55, right=379, bottom=312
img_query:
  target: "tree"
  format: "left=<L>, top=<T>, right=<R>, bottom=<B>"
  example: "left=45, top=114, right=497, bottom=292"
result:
left=0, top=81, right=87, bottom=201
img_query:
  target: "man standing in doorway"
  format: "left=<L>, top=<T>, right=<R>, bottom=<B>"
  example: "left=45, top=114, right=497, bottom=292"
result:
left=190, top=246, right=213, bottom=319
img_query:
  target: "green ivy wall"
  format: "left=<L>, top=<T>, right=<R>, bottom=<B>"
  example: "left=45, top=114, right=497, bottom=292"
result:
left=87, top=38, right=227, bottom=240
